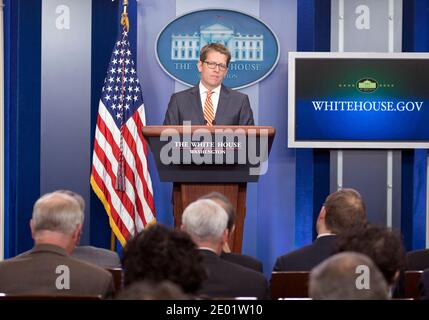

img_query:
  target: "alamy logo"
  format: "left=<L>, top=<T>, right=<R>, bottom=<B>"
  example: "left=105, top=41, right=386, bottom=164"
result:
left=55, top=265, right=70, bottom=290
left=355, top=264, right=370, bottom=290
left=156, top=9, right=280, bottom=89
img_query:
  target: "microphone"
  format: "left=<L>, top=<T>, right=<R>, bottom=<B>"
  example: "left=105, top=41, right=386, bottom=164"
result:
left=212, top=120, right=216, bottom=125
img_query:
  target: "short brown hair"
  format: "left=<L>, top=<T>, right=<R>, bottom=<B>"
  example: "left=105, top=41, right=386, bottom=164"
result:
left=323, top=188, right=366, bottom=234
left=199, top=43, right=231, bottom=66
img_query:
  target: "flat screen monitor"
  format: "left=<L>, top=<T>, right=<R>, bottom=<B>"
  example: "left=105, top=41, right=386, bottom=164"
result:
left=288, top=52, right=429, bottom=148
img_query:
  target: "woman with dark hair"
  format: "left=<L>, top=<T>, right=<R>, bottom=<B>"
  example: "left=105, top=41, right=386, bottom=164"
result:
left=122, top=224, right=207, bottom=296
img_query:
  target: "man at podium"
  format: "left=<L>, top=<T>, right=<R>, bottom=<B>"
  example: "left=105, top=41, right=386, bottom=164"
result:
left=163, top=43, right=254, bottom=126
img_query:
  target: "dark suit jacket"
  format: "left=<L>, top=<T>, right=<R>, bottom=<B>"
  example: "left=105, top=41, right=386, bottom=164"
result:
left=393, top=249, right=429, bottom=298
left=406, top=249, right=429, bottom=270
left=72, top=246, right=121, bottom=269
left=0, top=244, right=114, bottom=297
left=273, top=235, right=337, bottom=271
left=198, top=250, right=268, bottom=299
left=221, top=252, right=263, bottom=273
left=163, top=85, right=254, bottom=125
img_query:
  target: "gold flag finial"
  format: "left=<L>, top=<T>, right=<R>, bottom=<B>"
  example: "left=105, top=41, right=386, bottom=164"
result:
left=121, top=0, right=129, bottom=32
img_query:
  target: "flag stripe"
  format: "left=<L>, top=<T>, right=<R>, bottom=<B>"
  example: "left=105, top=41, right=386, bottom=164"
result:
left=91, top=162, right=133, bottom=240
left=94, top=116, right=146, bottom=228
left=93, top=139, right=136, bottom=227
left=97, top=102, right=154, bottom=225
left=90, top=174, right=128, bottom=245
left=132, top=111, right=156, bottom=212
left=125, top=116, right=155, bottom=207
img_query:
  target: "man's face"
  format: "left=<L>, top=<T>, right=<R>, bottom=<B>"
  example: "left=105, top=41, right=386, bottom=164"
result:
left=197, top=50, right=228, bottom=90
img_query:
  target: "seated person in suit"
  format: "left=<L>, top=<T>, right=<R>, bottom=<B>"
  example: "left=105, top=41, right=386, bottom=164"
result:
left=273, top=188, right=367, bottom=271
left=420, top=268, right=429, bottom=299
left=17, top=190, right=121, bottom=269
left=309, top=252, right=389, bottom=300
left=72, top=246, right=121, bottom=269
left=0, top=191, right=114, bottom=297
left=392, top=248, right=429, bottom=298
left=58, top=190, right=121, bottom=268
left=115, top=280, right=187, bottom=300
left=121, top=224, right=206, bottom=297
left=182, top=199, right=269, bottom=299
left=406, top=249, right=429, bottom=271
left=200, top=192, right=263, bottom=272
left=336, top=223, right=406, bottom=295
left=163, top=43, right=254, bottom=126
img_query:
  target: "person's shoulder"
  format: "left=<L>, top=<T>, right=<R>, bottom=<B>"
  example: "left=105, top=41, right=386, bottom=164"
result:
left=221, top=252, right=263, bottom=272
left=222, top=252, right=259, bottom=262
left=0, top=255, right=23, bottom=269
left=407, top=249, right=429, bottom=260
left=221, top=85, right=247, bottom=98
left=71, top=246, right=121, bottom=269
left=220, top=256, right=266, bottom=282
left=67, top=255, right=112, bottom=277
left=171, top=85, right=198, bottom=98
left=406, top=249, right=429, bottom=270
left=276, top=242, right=317, bottom=261
left=74, top=245, right=118, bottom=257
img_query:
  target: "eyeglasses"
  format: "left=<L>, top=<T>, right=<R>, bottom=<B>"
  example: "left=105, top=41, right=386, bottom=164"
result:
left=203, top=61, right=228, bottom=71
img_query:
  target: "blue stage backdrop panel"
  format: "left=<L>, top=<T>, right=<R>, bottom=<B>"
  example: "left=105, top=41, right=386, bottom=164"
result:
left=4, top=0, right=42, bottom=257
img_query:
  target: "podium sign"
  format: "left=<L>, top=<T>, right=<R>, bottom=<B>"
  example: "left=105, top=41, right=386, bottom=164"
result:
left=142, top=125, right=275, bottom=252
left=143, top=125, right=275, bottom=182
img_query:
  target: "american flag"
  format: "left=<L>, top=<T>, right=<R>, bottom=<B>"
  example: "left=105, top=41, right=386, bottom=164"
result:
left=90, top=23, right=156, bottom=246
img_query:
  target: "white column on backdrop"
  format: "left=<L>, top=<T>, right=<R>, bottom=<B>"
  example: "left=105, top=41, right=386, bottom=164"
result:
left=331, top=0, right=403, bottom=230
left=426, top=157, right=429, bottom=247
left=386, top=0, right=396, bottom=228
left=336, top=0, right=344, bottom=190
left=41, top=0, right=92, bottom=243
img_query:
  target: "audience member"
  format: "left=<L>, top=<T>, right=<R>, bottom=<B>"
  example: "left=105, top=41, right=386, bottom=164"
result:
left=57, top=190, right=121, bottom=268
left=406, top=248, right=429, bottom=271
left=274, top=188, right=366, bottom=271
left=0, top=191, right=114, bottom=297
left=122, top=224, right=206, bottom=296
left=336, top=223, right=406, bottom=290
left=182, top=199, right=269, bottom=299
left=309, top=252, right=389, bottom=300
left=419, top=268, right=429, bottom=299
left=200, top=192, right=263, bottom=272
left=17, top=190, right=121, bottom=269
left=115, top=280, right=187, bottom=300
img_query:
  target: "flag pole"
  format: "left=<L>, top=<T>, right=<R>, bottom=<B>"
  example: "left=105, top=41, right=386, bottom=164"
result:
left=111, top=0, right=130, bottom=251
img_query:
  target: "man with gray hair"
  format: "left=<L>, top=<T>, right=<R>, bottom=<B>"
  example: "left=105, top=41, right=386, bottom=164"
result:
left=17, top=190, right=121, bottom=269
left=309, top=252, right=389, bottom=300
left=200, top=192, right=263, bottom=272
left=55, top=190, right=121, bottom=269
left=182, top=199, right=268, bottom=299
left=0, top=191, right=114, bottom=297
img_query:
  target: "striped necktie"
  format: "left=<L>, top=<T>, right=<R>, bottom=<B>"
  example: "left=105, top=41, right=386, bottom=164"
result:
left=203, top=91, right=215, bottom=126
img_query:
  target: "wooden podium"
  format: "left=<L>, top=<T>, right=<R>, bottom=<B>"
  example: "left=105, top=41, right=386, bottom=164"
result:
left=142, top=125, right=275, bottom=253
